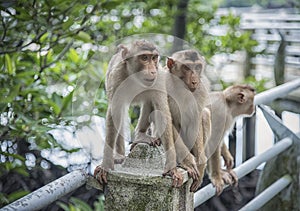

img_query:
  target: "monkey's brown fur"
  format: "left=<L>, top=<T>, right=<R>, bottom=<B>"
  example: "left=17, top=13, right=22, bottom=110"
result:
left=94, top=40, right=183, bottom=187
left=206, top=84, right=255, bottom=195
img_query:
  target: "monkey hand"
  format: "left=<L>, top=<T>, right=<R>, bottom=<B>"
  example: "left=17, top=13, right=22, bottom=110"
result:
left=94, top=165, right=108, bottom=184
left=210, top=174, right=224, bottom=196
left=179, top=154, right=199, bottom=181
left=223, top=154, right=234, bottom=170
left=163, top=168, right=183, bottom=188
left=226, top=169, right=238, bottom=187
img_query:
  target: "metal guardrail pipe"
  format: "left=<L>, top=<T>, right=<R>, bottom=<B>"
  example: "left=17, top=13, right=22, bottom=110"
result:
left=239, top=175, right=292, bottom=211
left=1, top=170, right=88, bottom=211
left=194, top=137, right=293, bottom=207
left=254, top=78, right=300, bottom=105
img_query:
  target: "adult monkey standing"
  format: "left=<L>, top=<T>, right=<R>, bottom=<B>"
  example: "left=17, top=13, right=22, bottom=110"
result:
left=94, top=40, right=183, bottom=187
left=166, top=49, right=211, bottom=192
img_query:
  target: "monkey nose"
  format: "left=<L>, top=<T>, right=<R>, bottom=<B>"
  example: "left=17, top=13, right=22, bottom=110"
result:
left=150, top=70, right=157, bottom=76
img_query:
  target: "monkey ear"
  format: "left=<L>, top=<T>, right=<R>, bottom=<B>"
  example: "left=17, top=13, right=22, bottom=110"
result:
left=237, top=92, right=247, bottom=104
left=117, top=44, right=129, bottom=60
left=167, top=57, right=175, bottom=70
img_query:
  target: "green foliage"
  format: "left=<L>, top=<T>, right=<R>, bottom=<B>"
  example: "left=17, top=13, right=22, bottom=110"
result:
left=0, top=190, right=30, bottom=206
left=243, top=76, right=269, bottom=93
left=57, top=195, right=105, bottom=211
left=186, top=3, right=258, bottom=60
left=220, top=76, right=269, bottom=93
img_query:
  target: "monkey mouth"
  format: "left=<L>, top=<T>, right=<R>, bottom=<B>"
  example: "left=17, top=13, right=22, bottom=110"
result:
left=189, top=87, right=196, bottom=92
left=144, top=78, right=155, bottom=82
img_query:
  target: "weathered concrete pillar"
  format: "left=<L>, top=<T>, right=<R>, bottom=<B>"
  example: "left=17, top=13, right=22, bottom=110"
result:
left=104, top=143, right=193, bottom=211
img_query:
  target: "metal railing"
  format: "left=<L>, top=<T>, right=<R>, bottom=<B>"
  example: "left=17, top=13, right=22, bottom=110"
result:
left=194, top=137, right=293, bottom=207
left=194, top=78, right=300, bottom=209
left=1, top=170, right=89, bottom=211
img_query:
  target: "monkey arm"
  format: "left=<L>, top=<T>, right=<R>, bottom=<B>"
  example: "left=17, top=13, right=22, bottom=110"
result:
left=190, top=124, right=207, bottom=192
left=94, top=106, right=116, bottom=184
left=221, top=142, right=234, bottom=169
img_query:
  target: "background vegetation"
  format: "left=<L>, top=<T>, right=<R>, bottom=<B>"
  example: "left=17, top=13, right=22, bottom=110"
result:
left=0, top=0, right=298, bottom=210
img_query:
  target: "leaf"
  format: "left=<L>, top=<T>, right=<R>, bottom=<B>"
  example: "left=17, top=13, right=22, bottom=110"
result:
left=40, top=32, right=49, bottom=43
left=70, top=197, right=93, bottom=211
left=13, top=166, right=29, bottom=177
left=1, top=152, right=26, bottom=162
left=7, top=190, right=30, bottom=202
left=69, top=48, right=79, bottom=63
left=75, top=31, right=92, bottom=43
left=57, top=202, right=70, bottom=211
left=59, top=90, right=74, bottom=116
left=5, top=54, right=15, bottom=75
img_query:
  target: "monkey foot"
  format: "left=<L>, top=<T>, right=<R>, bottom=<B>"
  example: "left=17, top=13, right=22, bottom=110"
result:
left=130, top=136, right=161, bottom=151
left=179, top=164, right=199, bottom=181
left=94, top=165, right=108, bottom=184
left=210, top=176, right=224, bottom=196
left=163, top=168, right=183, bottom=188
left=190, top=178, right=203, bottom=192
left=224, top=169, right=238, bottom=186
left=114, top=157, right=125, bottom=164
left=178, top=154, right=199, bottom=180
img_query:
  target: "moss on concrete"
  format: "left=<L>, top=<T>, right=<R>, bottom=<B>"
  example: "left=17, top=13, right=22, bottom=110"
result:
left=104, top=143, right=193, bottom=211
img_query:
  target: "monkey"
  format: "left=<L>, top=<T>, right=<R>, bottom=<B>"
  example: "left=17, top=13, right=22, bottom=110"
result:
left=221, top=141, right=234, bottom=170
left=205, top=84, right=255, bottom=195
left=93, top=40, right=183, bottom=187
left=165, top=49, right=211, bottom=192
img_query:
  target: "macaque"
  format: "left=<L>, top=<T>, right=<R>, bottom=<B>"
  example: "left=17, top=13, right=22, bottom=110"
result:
left=94, top=40, right=182, bottom=187
left=206, top=85, right=255, bottom=195
left=165, top=49, right=211, bottom=192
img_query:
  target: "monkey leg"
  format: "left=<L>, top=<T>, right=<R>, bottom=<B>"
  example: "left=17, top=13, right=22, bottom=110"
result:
left=154, top=100, right=183, bottom=187
left=131, top=103, right=160, bottom=151
left=207, top=146, right=224, bottom=196
left=190, top=128, right=207, bottom=192
left=173, top=125, right=199, bottom=181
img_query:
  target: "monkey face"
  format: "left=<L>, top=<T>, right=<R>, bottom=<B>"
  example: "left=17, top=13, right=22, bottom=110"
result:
left=167, top=50, right=205, bottom=92
left=137, top=53, right=159, bottom=82
left=168, top=61, right=202, bottom=92
left=179, top=62, right=202, bottom=92
left=121, top=41, right=160, bottom=86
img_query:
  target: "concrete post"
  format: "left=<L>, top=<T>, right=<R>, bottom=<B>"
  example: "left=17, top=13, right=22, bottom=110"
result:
left=104, top=143, right=193, bottom=211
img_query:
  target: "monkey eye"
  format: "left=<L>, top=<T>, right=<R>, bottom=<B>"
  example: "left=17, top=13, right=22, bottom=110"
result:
left=140, top=54, right=148, bottom=61
left=182, top=65, right=190, bottom=72
left=152, top=55, right=158, bottom=61
left=195, top=64, right=202, bottom=70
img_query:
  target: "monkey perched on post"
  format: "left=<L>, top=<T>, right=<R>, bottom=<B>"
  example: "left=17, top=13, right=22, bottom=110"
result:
left=165, top=49, right=211, bottom=192
left=94, top=40, right=183, bottom=187
left=206, top=84, right=255, bottom=195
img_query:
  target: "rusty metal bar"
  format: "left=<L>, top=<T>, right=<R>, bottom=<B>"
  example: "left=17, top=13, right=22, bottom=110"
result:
left=1, top=170, right=88, bottom=211
left=239, top=175, right=292, bottom=211
left=194, top=137, right=293, bottom=207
